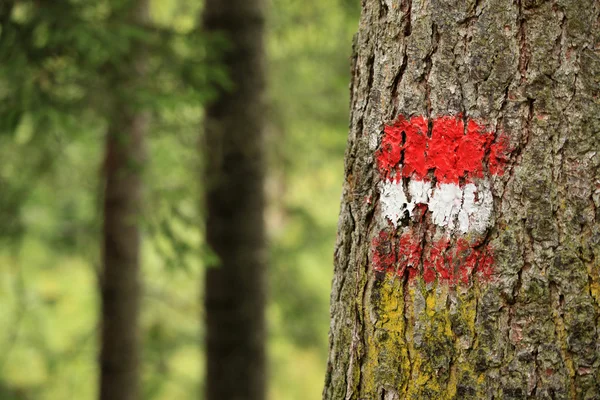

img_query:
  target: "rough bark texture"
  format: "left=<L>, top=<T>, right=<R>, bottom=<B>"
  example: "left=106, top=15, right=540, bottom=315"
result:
left=324, top=0, right=600, bottom=399
left=98, top=3, right=148, bottom=400
left=202, top=1, right=267, bottom=399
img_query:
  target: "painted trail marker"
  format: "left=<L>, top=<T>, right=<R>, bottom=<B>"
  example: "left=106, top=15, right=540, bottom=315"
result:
left=371, top=115, right=510, bottom=284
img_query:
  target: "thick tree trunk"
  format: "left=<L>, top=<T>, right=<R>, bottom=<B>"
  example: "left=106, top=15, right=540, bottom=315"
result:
left=99, top=3, right=149, bottom=400
left=324, top=1, right=600, bottom=399
left=202, top=1, right=267, bottom=399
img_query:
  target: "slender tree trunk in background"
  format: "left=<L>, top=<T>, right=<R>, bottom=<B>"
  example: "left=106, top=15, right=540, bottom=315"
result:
left=99, top=2, right=149, bottom=399
left=202, top=0, right=267, bottom=399
left=324, top=1, right=600, bottom=399
left=99, top=111, right=146, bottom=400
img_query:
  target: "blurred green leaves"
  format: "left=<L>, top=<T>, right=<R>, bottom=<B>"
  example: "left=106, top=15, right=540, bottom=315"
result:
left=0, top=1, right=221, bottom=399
left=266, top=0, right=359, bottom=398
left=0, top=0, right=360, bottom=398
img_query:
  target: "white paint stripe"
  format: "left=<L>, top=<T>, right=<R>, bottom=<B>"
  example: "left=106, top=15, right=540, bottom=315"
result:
left=458, top=184, right=475, bottom=233
left=379, top=179, right=493, bottom=233
left=429, top=183, right=463, bottom=231
left=457, top=182, right=493, bottom=233
left=379, top=180, right=411, bottom=226
left=408, top=180, right=431, bottom=204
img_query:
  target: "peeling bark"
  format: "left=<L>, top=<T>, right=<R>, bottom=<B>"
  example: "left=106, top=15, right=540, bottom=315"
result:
left=324, top=0, right=600, bottom=399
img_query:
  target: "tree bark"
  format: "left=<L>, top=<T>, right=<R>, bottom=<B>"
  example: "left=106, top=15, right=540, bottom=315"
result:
left=99, top=110, right=146, bottom=400
left=98, top=2, right=149, bottom=400
left=324, top=1, right=600, bottom=399
left=202, top=1, right=267, bottom=399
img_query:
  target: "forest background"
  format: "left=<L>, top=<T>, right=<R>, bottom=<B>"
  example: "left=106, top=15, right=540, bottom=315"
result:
left=0, top=0, right=359, bottom=399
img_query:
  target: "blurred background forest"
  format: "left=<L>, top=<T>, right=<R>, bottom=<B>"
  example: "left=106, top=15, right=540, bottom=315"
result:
left=0, top=0, right=359, bottom=399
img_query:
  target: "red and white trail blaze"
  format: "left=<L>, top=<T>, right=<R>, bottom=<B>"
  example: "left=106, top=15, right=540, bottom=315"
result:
left=371, top=115, right=510, bottom=284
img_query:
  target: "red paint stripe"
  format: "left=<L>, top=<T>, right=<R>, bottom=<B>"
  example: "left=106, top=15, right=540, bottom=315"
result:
left=371, top=229, right=495, bottom=284
left=376, top=115, right=510, bottom=183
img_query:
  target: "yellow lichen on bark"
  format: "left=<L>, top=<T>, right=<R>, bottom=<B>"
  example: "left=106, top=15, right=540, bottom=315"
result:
left=362, top=276, right=487, bottom=398
left=362, top=276, right=409, bottom=397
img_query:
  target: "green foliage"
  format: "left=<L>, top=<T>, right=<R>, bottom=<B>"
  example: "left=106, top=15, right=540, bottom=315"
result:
left=266, top=0, right=359, bottom=398
left=0, top=0, right=359, bottom=398
left=0, top=1, right=220, bottom=399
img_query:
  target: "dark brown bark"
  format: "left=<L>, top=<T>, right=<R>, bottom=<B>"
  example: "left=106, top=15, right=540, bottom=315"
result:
left=99, top=111, right=146, bottom=400
left=324, top=0, right=600, bottom=399
left=202, top=1, right=267, bottom=400
left=98, top=3, right=149, bottom=400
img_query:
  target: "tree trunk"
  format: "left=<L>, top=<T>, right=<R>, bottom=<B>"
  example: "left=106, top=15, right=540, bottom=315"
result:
left=202, top=1, right=267, bottom=399
left=324, top=1, right=600, bottom=399
left=99, top=110, right=146, bottom=400
left=99, top=2, right=149, bottom=400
